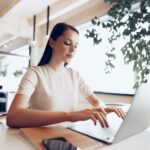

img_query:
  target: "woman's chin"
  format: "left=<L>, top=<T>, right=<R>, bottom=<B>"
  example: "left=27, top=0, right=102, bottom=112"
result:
left=65, top=58, right=72, bottom=63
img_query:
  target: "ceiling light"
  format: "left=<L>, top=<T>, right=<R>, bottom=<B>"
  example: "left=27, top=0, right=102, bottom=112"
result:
left=32, top=15, right=36, bottom=43
left=3, top=44, right=7, bottom=48
left=46, top=6, right=50, bottom=38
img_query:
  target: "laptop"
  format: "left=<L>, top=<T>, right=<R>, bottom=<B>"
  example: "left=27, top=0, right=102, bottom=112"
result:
left=68, top=81, right=150, bottom=144
left=0, top=91, right=7, bottom=116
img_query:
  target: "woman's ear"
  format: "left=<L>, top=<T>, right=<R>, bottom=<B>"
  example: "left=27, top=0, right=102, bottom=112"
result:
left=49, top=38, right=55, bottom=48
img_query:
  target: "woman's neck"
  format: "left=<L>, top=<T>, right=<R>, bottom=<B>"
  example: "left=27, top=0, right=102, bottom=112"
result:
left=48, top=59, right=65, bottom=71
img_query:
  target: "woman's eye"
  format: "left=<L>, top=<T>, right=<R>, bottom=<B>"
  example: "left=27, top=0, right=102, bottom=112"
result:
left=74, top=45, right=78, bottom=49
left=64, top=41, right=71, bottom=45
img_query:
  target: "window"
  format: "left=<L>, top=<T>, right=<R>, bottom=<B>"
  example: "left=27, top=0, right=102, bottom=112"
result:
left=69, top=22, right=135, bottom=95
left=0, top=45, right=30, bottom=92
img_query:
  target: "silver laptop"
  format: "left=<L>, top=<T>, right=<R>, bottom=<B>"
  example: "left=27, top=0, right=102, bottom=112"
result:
left=68, top=81, right=150, bottom=144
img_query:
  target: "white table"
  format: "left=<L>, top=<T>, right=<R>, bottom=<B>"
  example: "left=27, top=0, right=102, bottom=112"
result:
left=0, top=119, right=36, bottom=150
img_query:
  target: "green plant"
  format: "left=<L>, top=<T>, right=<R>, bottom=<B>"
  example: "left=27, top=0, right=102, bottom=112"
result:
left=85, top=0, right=150, bottom=88
left=13, top=70, right=23, bottom=77
left=13, top=67, right=28, bottom=77
left=0, top=65, right=8, bottom=77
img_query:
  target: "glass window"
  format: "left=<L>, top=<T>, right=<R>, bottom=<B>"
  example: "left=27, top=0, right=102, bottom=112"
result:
left=0, top=45, right=30, bottom=92
left=69, top=22, right=135, bottom=95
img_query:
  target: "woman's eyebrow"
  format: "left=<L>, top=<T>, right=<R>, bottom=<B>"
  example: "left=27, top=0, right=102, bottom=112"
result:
left=65, top=38, right=79, bottom=45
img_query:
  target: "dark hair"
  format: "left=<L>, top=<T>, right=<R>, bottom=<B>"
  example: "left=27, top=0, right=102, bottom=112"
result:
left=38, top=22, right=79, bottom=66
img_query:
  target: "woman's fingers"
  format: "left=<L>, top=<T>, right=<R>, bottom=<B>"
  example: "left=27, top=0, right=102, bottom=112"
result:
left=90, top=112, right=97, bottom=125
left=94, top=108, right=107, bottom=117
left=115, top=108, right=125, bottom=119
left=91, top=111, right=109, bottom=128
left=98, top=112, right=109, bottom=128
left=105, top=107, right=126, bottom=119
left=87, top=107, right=126, bottom=128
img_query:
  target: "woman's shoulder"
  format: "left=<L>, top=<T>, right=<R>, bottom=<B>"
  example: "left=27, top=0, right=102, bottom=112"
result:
left=66, top=67, right=80, bottom=76
left=22, top=66, right=45, bottom=79
left=28, top=65, right=46, bottom=74
left=22, top=65, right=48, bottom=81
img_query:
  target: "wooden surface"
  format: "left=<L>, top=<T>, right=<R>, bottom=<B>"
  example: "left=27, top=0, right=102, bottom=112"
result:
left=20, top=125, right=107, bottom=150
left=0, top=0, right=20, bottom=17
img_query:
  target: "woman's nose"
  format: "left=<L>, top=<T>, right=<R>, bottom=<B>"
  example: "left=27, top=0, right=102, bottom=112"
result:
left=70, top=45, right=76, bottom=52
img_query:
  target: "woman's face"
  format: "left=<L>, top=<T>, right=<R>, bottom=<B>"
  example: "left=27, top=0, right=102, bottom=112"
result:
left=50, top=28, right=79, bottom=63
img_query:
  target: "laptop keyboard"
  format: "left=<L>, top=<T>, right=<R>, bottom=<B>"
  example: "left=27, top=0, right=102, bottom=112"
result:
left=68, top=104, right=130, bottom=143
left=68, top=113, right=123, bottom=143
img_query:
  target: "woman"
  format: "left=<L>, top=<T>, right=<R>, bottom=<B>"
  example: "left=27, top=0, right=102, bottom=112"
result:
left=7, top=22, right=125, bottom=128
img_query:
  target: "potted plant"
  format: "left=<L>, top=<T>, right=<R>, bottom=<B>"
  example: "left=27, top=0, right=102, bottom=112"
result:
left=85, top=0, right=150, bottom=88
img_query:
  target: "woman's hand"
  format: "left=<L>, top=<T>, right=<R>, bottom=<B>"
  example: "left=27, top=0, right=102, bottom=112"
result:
left=68, top=107, right=125, bottom=128
left=104, top=107, right=125, bottom=119
left=68, top=108, right=109, bottom=128
left=86, top=94, right=125, bottom=119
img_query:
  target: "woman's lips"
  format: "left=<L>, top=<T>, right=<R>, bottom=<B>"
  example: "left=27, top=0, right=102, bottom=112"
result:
left=67, top=54, right=73, bottom=58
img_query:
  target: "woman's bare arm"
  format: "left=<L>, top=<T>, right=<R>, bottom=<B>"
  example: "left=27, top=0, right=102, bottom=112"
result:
left=6, top=94, right=70, bottom=128
left=7, top=94, right=109, bottom=128
left=87, top=94, right=103, bottom=108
